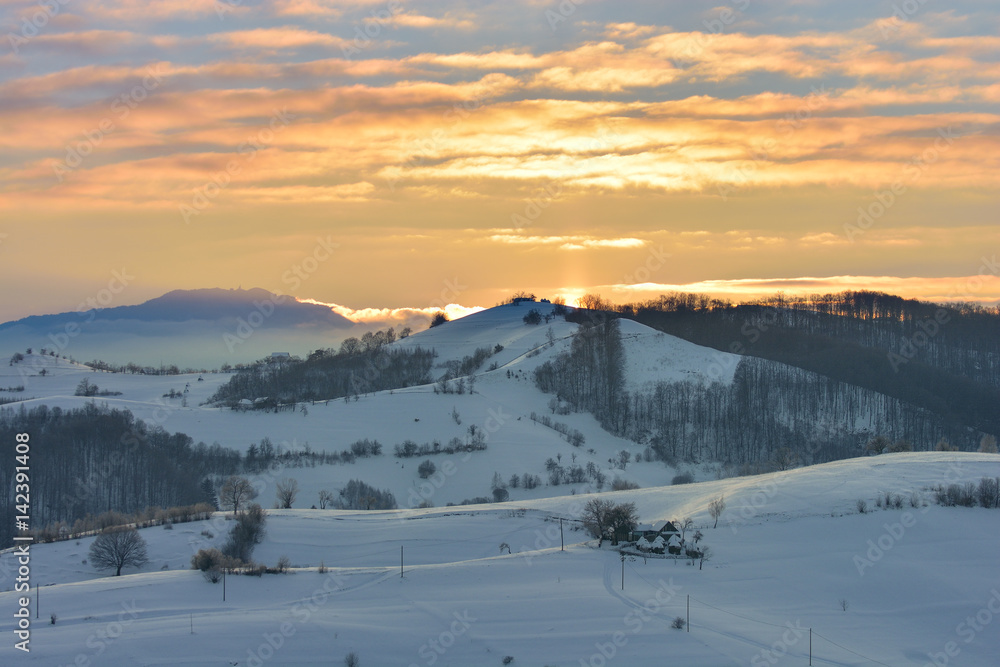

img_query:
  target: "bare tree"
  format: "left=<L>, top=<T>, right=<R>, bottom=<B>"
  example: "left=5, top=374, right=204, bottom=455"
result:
left=708, top=496, right=726, bottom=529
left=276, top=478, right=299, bottom=509
left=676, top=517, right=694, bottom=543
left=318, top=489, right=335, bottom=509
left=221, top=475, right=258, bottom=515
left=89, top=527, right=149, bottom=576
left=582, top=498, right=615, bottom=545
left=699, top=546, right=712, bottom=570
left=607, top=502, right=639, bottom=546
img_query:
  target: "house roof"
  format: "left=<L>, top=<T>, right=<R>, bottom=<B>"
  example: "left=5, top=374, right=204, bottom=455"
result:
left=654, top=520, right=679, bottom=534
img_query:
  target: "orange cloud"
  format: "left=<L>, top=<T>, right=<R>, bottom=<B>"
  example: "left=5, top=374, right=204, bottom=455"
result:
left=207, top=26, right=350, bottom=51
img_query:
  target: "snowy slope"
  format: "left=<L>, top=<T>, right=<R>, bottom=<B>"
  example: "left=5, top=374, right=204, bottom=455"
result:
left=2, top=307, right=743, bottom=511
left=1, top=454, right=998, bottom=666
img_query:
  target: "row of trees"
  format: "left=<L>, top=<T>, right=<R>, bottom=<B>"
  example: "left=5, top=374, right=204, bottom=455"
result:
left=209, top=329, right=435, bottom=407
left=534, top=314, right=626, bottom=431
left=0, top=404, right=238, bottom=548
left=618, top=292, right=1000, bottom=432
left=535, top=305, right=992, bottom=467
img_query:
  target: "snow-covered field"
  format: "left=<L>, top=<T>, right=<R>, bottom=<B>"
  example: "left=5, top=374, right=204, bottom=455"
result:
left=2, top=304, right=999, bottom=665
left=1, top=455, right=999, bottom=666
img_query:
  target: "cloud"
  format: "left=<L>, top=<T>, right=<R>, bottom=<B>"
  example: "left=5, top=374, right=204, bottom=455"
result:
left=489, top=234, right=647, bottom=251
left=296, top=299, right=483, bottom=326
left=207, top=27, right=350, bottom=51
left=270, top=0, right=343, bottom=18
left=393, top=12, right=475, bottom=30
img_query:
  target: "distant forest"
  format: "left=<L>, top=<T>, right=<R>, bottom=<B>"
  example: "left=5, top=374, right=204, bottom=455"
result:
left=536, top=292, right=999, bottom=466
left=209, top=327, right=435, bottom=408
left=617, top=291, right=1000, bottom=435
left=0, top=404, right=239, bottom=548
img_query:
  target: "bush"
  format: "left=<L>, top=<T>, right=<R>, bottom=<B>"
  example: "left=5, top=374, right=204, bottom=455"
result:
left=672, top=472, right=694, bottom=485
left=418, top=460, right=437, bottom=479
left=276, top=555, right=291, bottom=573
left=222, top=504, right=267, bottom=562
left=671, top=617, right=686, bottom=630
left=979, top=477, right=1000, bottom=508
left=503, top=657, right=514, bottom=665
left=191, top=548, right=240, bottom=581
left=492, top=488, right=510, bottom=503
left=611, top=477, right=639, bottom=491
left=345, top=651, right=360, bottom=667
left=856, top=499, right=868, bottom=514
left=350, top=439, right=382, bottom=457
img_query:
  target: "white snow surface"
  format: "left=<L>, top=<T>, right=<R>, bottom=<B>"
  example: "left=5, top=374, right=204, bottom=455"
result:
left=1, top=455, right=999, bottom=666
left=1, top=306, right=998, bottom=665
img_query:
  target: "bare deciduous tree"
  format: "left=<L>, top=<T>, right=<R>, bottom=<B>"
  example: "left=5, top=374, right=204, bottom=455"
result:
left=676, top=517, right=694, bottom=543
left=89, top=527, right=148, bottom=576
left=276, top=478, right=299, bottom=509
left=318, top=489, right=335, bottom=509
left=582, top=498, right=615, bottom=545
left=708, top=496, right=726, bottom=529
left=607, top=502, right=639, bottom=545
left=221, top=475, right=258, bottom=515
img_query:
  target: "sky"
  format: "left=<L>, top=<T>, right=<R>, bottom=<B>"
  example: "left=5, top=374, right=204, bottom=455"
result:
left=1, top=0, right=999, bottom=324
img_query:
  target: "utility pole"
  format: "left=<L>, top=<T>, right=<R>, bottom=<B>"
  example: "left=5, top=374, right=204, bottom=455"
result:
left=223, top=569, right=226, bottom=602
left=560, top=518, right=564, bottom=551
left=620, top=554, right=624, bottom=591
left=35, top=583, right=38, bottom=619
left=400, top=546, right=404, bottom=578
left=809, top=628, right=812, bottom=665
left=686, top=595, right=690, bottom=632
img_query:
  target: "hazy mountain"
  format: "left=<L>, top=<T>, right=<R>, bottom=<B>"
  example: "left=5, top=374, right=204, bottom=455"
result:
left=0, top=287, right=354, bottom=368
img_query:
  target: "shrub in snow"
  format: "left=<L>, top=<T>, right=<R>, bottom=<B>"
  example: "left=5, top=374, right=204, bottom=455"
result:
left=221, top=503, right=267, bottom=562
left=276, top=555, right=291, bottom=573
left=344, top=651, right=360, bottom=667
left=671, top=617, right=685, bottom=630
left=418, top=460, right=437, bottom=479
left=611, top=477, right=639, bottom=491
left=856, top=499, right=868, bottom=514
left=672, top=472, right=694, bottom=485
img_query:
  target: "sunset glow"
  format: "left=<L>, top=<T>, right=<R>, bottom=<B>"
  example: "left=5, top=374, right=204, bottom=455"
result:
left=1, top=1, right=998, bottom=320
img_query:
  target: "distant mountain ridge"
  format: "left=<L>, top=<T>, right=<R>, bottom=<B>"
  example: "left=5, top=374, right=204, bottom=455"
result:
left=0, top=287, right=352, bottom=331
left=0, top=288, right=355, bottom=367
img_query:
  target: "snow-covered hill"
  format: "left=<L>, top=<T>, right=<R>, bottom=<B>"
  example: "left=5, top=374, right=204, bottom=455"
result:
left=2, top=454, right=998, bottom=666
left=1, top=304, right=745, bottom=512
left=2, top=305, right=999, bottom=665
